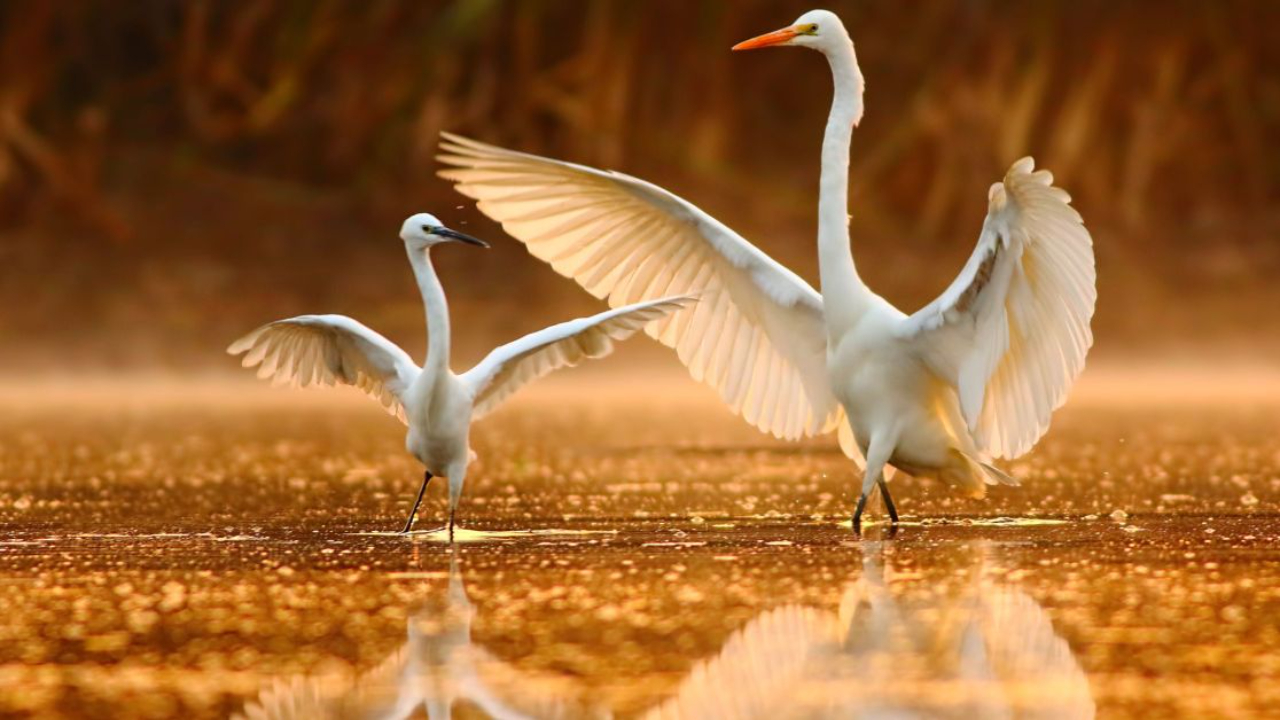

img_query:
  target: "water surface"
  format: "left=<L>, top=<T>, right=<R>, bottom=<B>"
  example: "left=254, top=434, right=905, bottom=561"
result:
left=1, top=379, right=1277, bottom=718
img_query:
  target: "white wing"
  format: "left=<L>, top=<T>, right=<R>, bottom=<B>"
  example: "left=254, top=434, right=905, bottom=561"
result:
left=896, top=158, right=1096, bottom=458
left=227, top=314, right=420, bottom=423
left=462, top=296, right=694, bottom=420
left=439, top=133, right=842, bottom=443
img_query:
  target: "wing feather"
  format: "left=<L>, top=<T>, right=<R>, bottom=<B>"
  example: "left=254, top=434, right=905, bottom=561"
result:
left=897, top=158, right=1096, bottom=458
left=228, top=315, right=419, bottom=423
left=462, top=297, right=694, bottom=421
left=438, top=133, right=846, bottom=445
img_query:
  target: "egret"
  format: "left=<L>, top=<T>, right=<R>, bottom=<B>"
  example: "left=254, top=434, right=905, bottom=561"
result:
left=228, top=213, right=693, bottom=537
left=437, top=9, right=1095, bottom=529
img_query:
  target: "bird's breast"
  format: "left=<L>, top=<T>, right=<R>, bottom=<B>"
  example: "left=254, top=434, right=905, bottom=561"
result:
left=405, top=381, right=473, bottom=474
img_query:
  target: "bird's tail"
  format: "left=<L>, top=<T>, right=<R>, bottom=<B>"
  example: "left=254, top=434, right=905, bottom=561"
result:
left=980, top=460, right=1020, bottom=488
left=943, top=450, right=1019, bottom=499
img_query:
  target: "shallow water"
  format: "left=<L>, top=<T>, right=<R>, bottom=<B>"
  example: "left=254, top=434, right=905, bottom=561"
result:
left=1, top=379, right=1278, bottom=718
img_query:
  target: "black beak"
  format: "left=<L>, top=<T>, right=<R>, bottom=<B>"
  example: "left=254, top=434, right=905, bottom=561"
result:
left=433, top=226, right=489, bottom=248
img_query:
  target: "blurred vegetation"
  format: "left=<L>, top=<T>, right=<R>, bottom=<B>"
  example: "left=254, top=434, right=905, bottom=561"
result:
left=1, top=0, right=1278, bottom=368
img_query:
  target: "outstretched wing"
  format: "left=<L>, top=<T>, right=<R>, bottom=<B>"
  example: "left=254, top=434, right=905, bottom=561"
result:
left=228, top=314, right=420, bottom=423
left=438, top=133, right=841, bottom=443
left=462, top=296, right=694, bottom=420
left=896, top=158, right=1096, bottom=458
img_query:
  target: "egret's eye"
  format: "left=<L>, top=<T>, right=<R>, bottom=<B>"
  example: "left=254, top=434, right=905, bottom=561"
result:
left=421, top=224, right=434, bottom=233
left=800, top=23, right=819, bottom=35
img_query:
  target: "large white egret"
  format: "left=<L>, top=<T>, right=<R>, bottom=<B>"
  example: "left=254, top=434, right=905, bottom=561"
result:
left=438, top=9, right=1095, bottom=529
left=228, top=212, right=693, bottom=537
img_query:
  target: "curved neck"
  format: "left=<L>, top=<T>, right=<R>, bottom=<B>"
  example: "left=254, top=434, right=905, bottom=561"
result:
left=817, top=37, right=873, bottom=335
left=407, top=246, right=451, bottom=381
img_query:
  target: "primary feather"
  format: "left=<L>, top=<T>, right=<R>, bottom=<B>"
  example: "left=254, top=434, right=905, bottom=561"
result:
left=438, top=133, right=840, bottom=443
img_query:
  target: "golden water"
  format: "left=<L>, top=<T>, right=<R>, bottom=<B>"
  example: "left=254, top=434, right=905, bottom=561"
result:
left=1, top=377, right=1277, bottom=718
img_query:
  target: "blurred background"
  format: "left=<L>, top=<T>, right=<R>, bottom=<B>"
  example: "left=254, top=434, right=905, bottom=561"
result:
left=1, top=0, right=1277, bottom=372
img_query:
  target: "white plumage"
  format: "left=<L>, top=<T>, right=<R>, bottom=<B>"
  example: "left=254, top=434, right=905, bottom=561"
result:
left=463, top=298, right=693, bottom=421
left=229, top=212, right=692, bottom=535
left=439, top=133, right=838, bottom=445
left=439, top=9, right=1095, bottom=527
left=898, top=158, right=1096, bottom=459
left=227, top=314, right=418, bottom=423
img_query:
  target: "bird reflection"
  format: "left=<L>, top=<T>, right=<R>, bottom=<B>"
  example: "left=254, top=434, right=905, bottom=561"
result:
left=236, top=542, right=1092, bottom=720
left=234, top=552, right=607, bottom=720
left=642, top=541, right=1095, bottom=720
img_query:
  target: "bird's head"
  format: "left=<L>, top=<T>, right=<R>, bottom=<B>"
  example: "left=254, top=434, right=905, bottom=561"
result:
left=732, top=9, right=848, bottom=54
left=399, top=212, right=490, bottom=250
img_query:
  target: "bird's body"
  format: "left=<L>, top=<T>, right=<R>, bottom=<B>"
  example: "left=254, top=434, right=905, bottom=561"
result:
left=405, top=370, right=472, bottom=505
left=830, top=320, right=988, bottom=494
left=229, top=213, right=693, bottom=535
left=439, top=9, right=1095, bottom=528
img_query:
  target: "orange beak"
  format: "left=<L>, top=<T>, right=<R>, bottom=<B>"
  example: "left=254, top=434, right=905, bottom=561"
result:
left=732, top=26, right=799, bottom=51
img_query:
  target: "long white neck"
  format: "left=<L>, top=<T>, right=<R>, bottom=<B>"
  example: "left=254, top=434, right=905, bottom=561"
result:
left=816, top=34, right=874, bottom=336
left=407, top=246, right=451, bottom=381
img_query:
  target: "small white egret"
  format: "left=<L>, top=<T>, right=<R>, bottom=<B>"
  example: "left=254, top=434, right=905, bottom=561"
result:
left=438, top=9, right=1095, bottom=530
left=229, top=213, right=693, bottom=537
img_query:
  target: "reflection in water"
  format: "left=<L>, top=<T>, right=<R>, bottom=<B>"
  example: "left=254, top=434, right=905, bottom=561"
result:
left=356, top=527, right=618, bottom=543
left=234, top=552, right=607, bottom=720
left=236, top=543, right=1092, bottom=720
left=645, top=542, right=1095, bottom=720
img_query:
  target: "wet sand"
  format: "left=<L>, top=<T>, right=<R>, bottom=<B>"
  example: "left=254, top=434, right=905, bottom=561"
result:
left=1, top=375, right=1278, bottom=718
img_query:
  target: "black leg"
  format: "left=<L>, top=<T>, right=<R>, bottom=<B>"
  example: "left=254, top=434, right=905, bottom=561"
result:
left=447, top=508, right=456, bottom=542
left=852, top=491, right=869, bottom=533
left=878, top=478, right=899, bottom=524
left=401, top=471, right=432, bottom=533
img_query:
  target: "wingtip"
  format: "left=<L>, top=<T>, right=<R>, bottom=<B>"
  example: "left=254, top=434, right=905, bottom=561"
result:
left=226, top=335, right=254, bottom=355
left=987, top=182, right=1008, bottom=212
left=227, top=320, right=279, bottom=355
left=1008, top=156, right=1036, bottom=176
left=438, top=131, right=493, bottom=153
